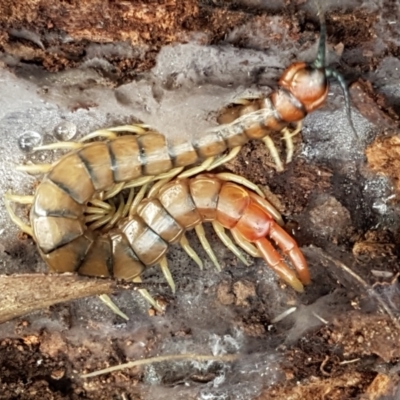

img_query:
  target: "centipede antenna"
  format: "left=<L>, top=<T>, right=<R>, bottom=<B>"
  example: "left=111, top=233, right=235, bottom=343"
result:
left=326, top=68, right=359, bottom=141
left=312, top=0, right=326, bottom=69
left=313, top=0, right=359, bottom=141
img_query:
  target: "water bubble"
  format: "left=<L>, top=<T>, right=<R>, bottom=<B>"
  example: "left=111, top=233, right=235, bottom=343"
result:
left=18, top=131, right=43, bottom=153
left=53, top=121, right=77, bottom=141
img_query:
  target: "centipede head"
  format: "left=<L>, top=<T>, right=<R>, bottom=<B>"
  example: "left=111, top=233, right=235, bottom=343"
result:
left=279, top=62, right=329, bottom=113
left=279, top=3, right=359, bottom=140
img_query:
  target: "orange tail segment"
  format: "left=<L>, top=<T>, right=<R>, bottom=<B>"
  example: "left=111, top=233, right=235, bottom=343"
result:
left=216, top=183, right=310, bottom=292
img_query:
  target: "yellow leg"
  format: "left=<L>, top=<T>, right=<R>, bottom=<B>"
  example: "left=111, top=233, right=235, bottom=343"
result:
left=153, top=166, right=185, bottom=181
left=15, top=164, right=53, bottom=174
left=104, top=124, right=150, bottom=134
left=178, top=157, right=215, bottom=179
left=33, top=142, right=83, bottom=151
left=179, top=234, right=203, bottom=270
left=128, top=183, right=149, bottom=218
left=103, top=182, right=125, bottom=200
left=132, top=276, right=164, bottom=312
left=248, top=192, right=284, bottom=226
left=159, top=257, right=176, bottom=294
left=231, top=228, right=261, bottom=258
left=281, top=121, right=302, bottom=164
left=122, top=188, right=135, bottom=218
left=87, top=199, right=113, bottom=211
left=77, top=130, right=118, bottom=142
left=124, top=176, right=155, bottom=190
left=84, top=207, right=108, bottom=215
left=195, top=224, right=221, bottom=271
left=3, top=191, right=33, bottom=236
left=206, top=146, right=242, bottom=171
left=212, top=221, right=250, bottom=266
left=147, top=177, right=172, bottom=198
left=85, top=213, right=106, bottom=223
left=262, top=135, right=284, bottom=172
left=103, top=194, right=125, bottom=230
left=4, top=193, right=34, bottom=204
left=215, top=172, right=265, bottom=198
left=87, top=199, right=115, bottom=230
left=98, top=294, right=129, bottom=321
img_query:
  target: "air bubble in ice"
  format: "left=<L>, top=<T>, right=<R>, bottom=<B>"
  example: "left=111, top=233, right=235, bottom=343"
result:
left=53, top=121, right=77, bottom=141
left=18, top=131, right=43, bottom=153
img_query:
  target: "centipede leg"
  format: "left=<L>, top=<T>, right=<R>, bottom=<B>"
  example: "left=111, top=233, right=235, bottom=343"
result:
left=179, top=234, right=204, bottom=270
left=159, top=256, right=176, bottom=294
left=128, top=183, right=149, bottom=218
left=282, top=121, right=302, bottom=164
left=262, top=135, right=284, bottom=172
left=177, top=157, right=215, bottom=179
left=78, top=123, right=149, bottom=144
left=15, top=164, right=53, bottom=174
left=247, top=192, right=283, bottom=226
left=32, top=124, right=149, bottom=152
left=3, top=192, right=34, bottom=236
left=206, top=146, right=242, bottom=171
left=98, top=294, right=129, bottom=321
left=215, top=172, right=265, bottom=198
left=195, top=224, right=221, bottom=271
left=132, top=276, right=164, bottom=312
left=103, top=182, right=126, bottom=200
left=87, top=199, right=116, bottom=230
left=103, top=194, right=126, bottom=231
left=122, top=188, right=135, bottom=218
left=212, top=221, right=250, bottom=266
left=231, top=228, right=260, bottom=258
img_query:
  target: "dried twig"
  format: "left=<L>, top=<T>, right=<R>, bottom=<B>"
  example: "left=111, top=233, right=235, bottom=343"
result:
left=311, top=246, right=400, bottom=330
left=81, top=353, right=238, bottom=379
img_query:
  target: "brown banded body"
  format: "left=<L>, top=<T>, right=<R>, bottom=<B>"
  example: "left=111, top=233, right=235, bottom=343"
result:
left=14, top=8, right=356, bottom=184
left=6, top=174, right=310, bottom=302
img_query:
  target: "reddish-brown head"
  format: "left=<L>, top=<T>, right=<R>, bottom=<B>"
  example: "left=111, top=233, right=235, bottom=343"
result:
left=279, top=62, right=329, bottom=113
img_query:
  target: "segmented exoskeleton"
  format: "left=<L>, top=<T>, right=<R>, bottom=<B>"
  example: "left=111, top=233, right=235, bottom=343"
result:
left=13, top=6, right=355, bottom=187
left=5, top=173, right=310, bottom=312
left=4, top=8, right=353, bottom=314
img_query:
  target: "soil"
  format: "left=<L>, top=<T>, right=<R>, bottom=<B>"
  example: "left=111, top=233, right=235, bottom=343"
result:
left=1, top=1, right=400, bottom=399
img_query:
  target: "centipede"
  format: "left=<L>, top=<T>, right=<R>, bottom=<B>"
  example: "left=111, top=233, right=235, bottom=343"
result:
left=4, top=8, right=354, bottom=312
left=5, top=172, right=310, bottom=310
